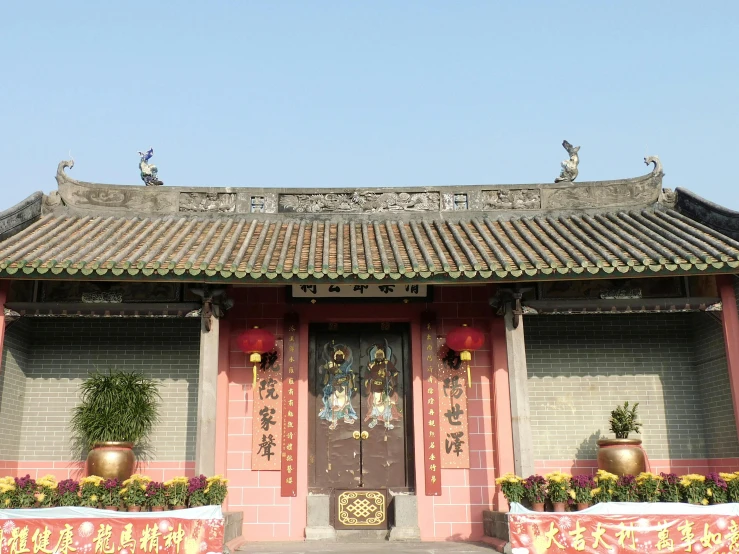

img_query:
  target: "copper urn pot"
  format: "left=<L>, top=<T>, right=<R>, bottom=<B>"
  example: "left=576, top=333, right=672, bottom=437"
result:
left=86, top=442, right=136, bottom=480
left=596, top=438, right=646, bottom=476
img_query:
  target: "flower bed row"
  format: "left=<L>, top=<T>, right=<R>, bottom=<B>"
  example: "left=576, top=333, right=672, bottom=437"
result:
left=496, top=470, right=739, bottom=511
left=0, top=474, right=228, bottom=511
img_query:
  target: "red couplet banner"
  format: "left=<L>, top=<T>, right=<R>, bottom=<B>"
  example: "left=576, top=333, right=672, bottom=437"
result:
left=509, top=513, right=739, bottom=554
left=0, top=508, right=224, bottom=554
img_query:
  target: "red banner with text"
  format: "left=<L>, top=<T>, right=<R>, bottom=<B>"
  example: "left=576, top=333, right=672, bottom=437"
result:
left=0, top=510, right=224, bottom=554
left=509, top=513, right=739, bottom=554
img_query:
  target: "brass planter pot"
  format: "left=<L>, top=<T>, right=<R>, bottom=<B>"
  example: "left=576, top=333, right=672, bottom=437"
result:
left=86, top=442, right=135, bottom=480
left=596, top=438, right=646, bottom=476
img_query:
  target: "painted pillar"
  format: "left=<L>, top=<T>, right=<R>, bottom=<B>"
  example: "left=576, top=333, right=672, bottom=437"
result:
left=504, top=310, right=535, bottom=477
left=0, top=280, right=8, bottom=374
left=195, top=316, right=220, bottom=476
left=490, top=316, right=515, bottom=510
left=717, top=275, right=739, bottom=445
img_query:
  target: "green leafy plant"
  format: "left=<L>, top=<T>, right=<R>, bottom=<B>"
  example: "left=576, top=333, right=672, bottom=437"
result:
left=609, top=401, right=642, bottom=439
left=70, top=371, right=160, bottom=448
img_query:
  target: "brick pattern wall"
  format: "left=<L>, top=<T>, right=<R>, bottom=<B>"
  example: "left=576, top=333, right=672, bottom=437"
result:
left=3, top=318, right=200, bottom=462
left=693, top=313, right=739, bottom=458
left=525, top=314, right=705, bottom=461
left=0, top=319, right=31, bottom=460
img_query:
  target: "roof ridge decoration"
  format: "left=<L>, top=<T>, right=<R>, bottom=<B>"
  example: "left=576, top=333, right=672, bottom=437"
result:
left=138, top=148, right=163, bottom=186
left=554, top=140, right=580, bottom=183
left=52, top=153, right=665, bottom=216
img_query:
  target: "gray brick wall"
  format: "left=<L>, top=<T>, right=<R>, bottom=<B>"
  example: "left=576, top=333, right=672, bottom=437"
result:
left=692, top=313, right=738, bottom=458
left=525, top=314, right=708, bottom=461
left=0, top=318, right=200, bottom=462
left=0, top=319, right=31, bottom=459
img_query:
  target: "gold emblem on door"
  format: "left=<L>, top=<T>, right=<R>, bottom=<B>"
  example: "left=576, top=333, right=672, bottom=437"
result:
left=337, top=491, right=386, bottom=527
left=352, top=431, right=369, bottom=440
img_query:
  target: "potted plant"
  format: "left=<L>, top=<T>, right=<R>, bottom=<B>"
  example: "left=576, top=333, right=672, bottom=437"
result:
left=660, top=472, right=681, bottom=503
left=35, top=475, right=58, bottom=508
left=597, top=401, right=646, bottom=476
left=57, top=479, right=80, bottom=507
left=144, top=481, right=167, bottom=511
left=495, top=473, right=525, bottom=507
left=613, top=474, right=639, bottom=502
left=187, top=475, right=208, bottom=507
left=100, top=478, right=122, bottom=510
left=121, top=474, right=150, bottom=512
left=636, top=472, right=662, bottom=502
left=205, top=475, right=229, bottom=506
left=570, top=474, right=595, bottom=510
left=680, top=474, right=707, bottom=505
left=0, top=477, right=16, bottom=508
left=591, top=469, right=617, bottom=504
left=70, top=370, right=160, bottom=481
left=545, top=471, right=570, bottom=512
left=705, top=473, right=728, bottom=504
left=164, top=477, right=189, bottom=509
left=79, top=475, right=104, bottom=508
left=523, top=475, right=547, bottom=512
left=15, top=475, right=37, bottom=508
left=721, top=472, right=739, bottom=503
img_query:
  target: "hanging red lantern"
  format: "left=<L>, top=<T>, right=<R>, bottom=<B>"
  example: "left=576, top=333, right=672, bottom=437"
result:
left=445, top=324, right=485, bottom=388
left=237, top=326, right=276, bottom=387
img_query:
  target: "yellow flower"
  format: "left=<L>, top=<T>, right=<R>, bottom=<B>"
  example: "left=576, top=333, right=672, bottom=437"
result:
left=569, top=490, right=576, bottom=499
left=595, top=470, right=617, bottom=483
left=720, top=473, right=737, bottom=482
left=140, top=485, right=147, bottom=491
left=495, top=473, right=521, bottom=485
left=701, top=499, right=709, bottom=505
left=590, top=487, right=602, bottom=497
left=90, top=494, right=98, bottom=503
left=636, top=472, right=662, bottom=483
left=120, top=488, right=128, bottom=495
left=707, top=488, right=713, bottom=497
left=3, top=498, right=9, bottom=506
left=81, top=476, right=104, bottom=486
left=35, top=493, right=46, bottom=503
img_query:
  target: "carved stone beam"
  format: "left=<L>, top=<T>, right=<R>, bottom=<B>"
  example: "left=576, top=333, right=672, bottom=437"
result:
left=489, top=288, right=530, bottom=329
left=189, top=286, right=233, bottom=332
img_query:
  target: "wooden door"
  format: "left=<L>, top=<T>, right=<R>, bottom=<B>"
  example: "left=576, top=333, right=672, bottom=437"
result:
left=309, top=323, right=414, bottom=491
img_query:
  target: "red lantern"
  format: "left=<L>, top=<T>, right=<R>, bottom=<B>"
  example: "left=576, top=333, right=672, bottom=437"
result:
left=446, top=324, right=485, bottom=388
left=237, top=326, right=276, bottom=386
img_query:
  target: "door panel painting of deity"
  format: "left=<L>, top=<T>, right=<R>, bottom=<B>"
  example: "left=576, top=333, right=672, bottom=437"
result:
left=308, top=323, right=414, bottom=492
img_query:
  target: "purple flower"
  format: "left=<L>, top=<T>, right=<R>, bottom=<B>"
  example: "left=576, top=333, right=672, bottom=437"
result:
left=570, top=474, right=595, bottom=489
left=58, top=479, right=79, bottom=494
left=617, top=474, right=636, bottom=487
left=14, top=475, right=36, bottom=491
left=706, top=473, right=728, bottom=491
left=523, top=475, right=546, bottom=490
left=188, top=474, right=208, bottom=494
left=660, top=472, right=679, bottom=485
left=102, top=478, right=119, bottom=491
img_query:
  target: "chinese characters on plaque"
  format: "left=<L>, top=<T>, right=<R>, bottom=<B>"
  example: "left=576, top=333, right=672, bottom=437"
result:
left=0, top=510, right=224, bottom=554
left=510, top=513, right=739, bottom=553
left=437, top=339, right=470, bottom=469
left=421, top=313, right=442, bottom=495
left=281, top=314, right=300, bottom=497
left=251, top=340, right=283, bottom=470
left=291, top=284, right=427, bottom=300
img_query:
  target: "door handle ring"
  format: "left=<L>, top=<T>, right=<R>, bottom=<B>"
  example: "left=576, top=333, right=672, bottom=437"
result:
left=353, top=431, right=361, bottom=440
left=361, top=431, right=369, bottom=440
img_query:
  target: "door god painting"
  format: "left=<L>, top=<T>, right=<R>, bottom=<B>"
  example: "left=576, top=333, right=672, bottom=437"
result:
left=364, top=341, right=402, bottom=429
left=318, top=344, right=358, bottom=429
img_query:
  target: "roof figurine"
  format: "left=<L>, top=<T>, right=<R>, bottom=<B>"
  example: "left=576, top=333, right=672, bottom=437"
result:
left=138, top=147, right=163, bottom=186
left=554, top=140, right=580, bottom=183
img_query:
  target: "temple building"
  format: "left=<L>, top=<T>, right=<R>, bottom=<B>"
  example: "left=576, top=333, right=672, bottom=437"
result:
left=2, top=151, right=739, bottom=542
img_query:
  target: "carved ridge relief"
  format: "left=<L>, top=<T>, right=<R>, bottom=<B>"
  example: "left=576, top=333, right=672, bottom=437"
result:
left=179, top=192, right=236, bottom=213
left=279, top=191, right=440, bottom=213
left=543, top=179, right=660, bottom=210
left=482, top=189, right=541, bottom=210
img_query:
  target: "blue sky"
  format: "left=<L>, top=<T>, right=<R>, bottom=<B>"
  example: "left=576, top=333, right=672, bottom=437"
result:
left=2, top=1, right=738, bottom=208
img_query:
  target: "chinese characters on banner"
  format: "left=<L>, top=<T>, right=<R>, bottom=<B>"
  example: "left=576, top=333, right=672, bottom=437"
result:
left=420, top=313, right=442, bottom=496
left=281, top=314, right=300, bottom=497
left=509, top=513, right=739, bottom=553
left=251, top=339, right=283, bottom=471
left=0, top=511, right=224, bottom=554
left=436, top=341, right=470, bottom=469
left=291, top=284, right=428, bottom=299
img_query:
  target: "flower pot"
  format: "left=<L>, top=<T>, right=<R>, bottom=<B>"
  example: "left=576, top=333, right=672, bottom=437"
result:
left=86, top=442, right=135, bottom=481
left=172, top=505, right=186, bottom=510
left=596, top=438, right=646, bottom=477
left=127, top=506, right=142, bottom=512
left=531, top=502, right=545, bottom=512
left=577, top=502, right=590, bottom=511
left=150, top=506, right=164, bottom=512
left=552, top=502, right=566, bottom=512
left=104, top=506, right=119, bottom=511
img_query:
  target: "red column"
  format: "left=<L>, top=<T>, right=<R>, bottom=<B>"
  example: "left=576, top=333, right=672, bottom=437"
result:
left=490, top=315, right=515, bottom=511
left=0, top=280, right=9, bottom=374
left=717, top=275, right=739, bottom=445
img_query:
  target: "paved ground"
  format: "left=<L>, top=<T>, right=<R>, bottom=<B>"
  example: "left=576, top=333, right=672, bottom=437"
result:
left=237, top=542, right=497, bottom=554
